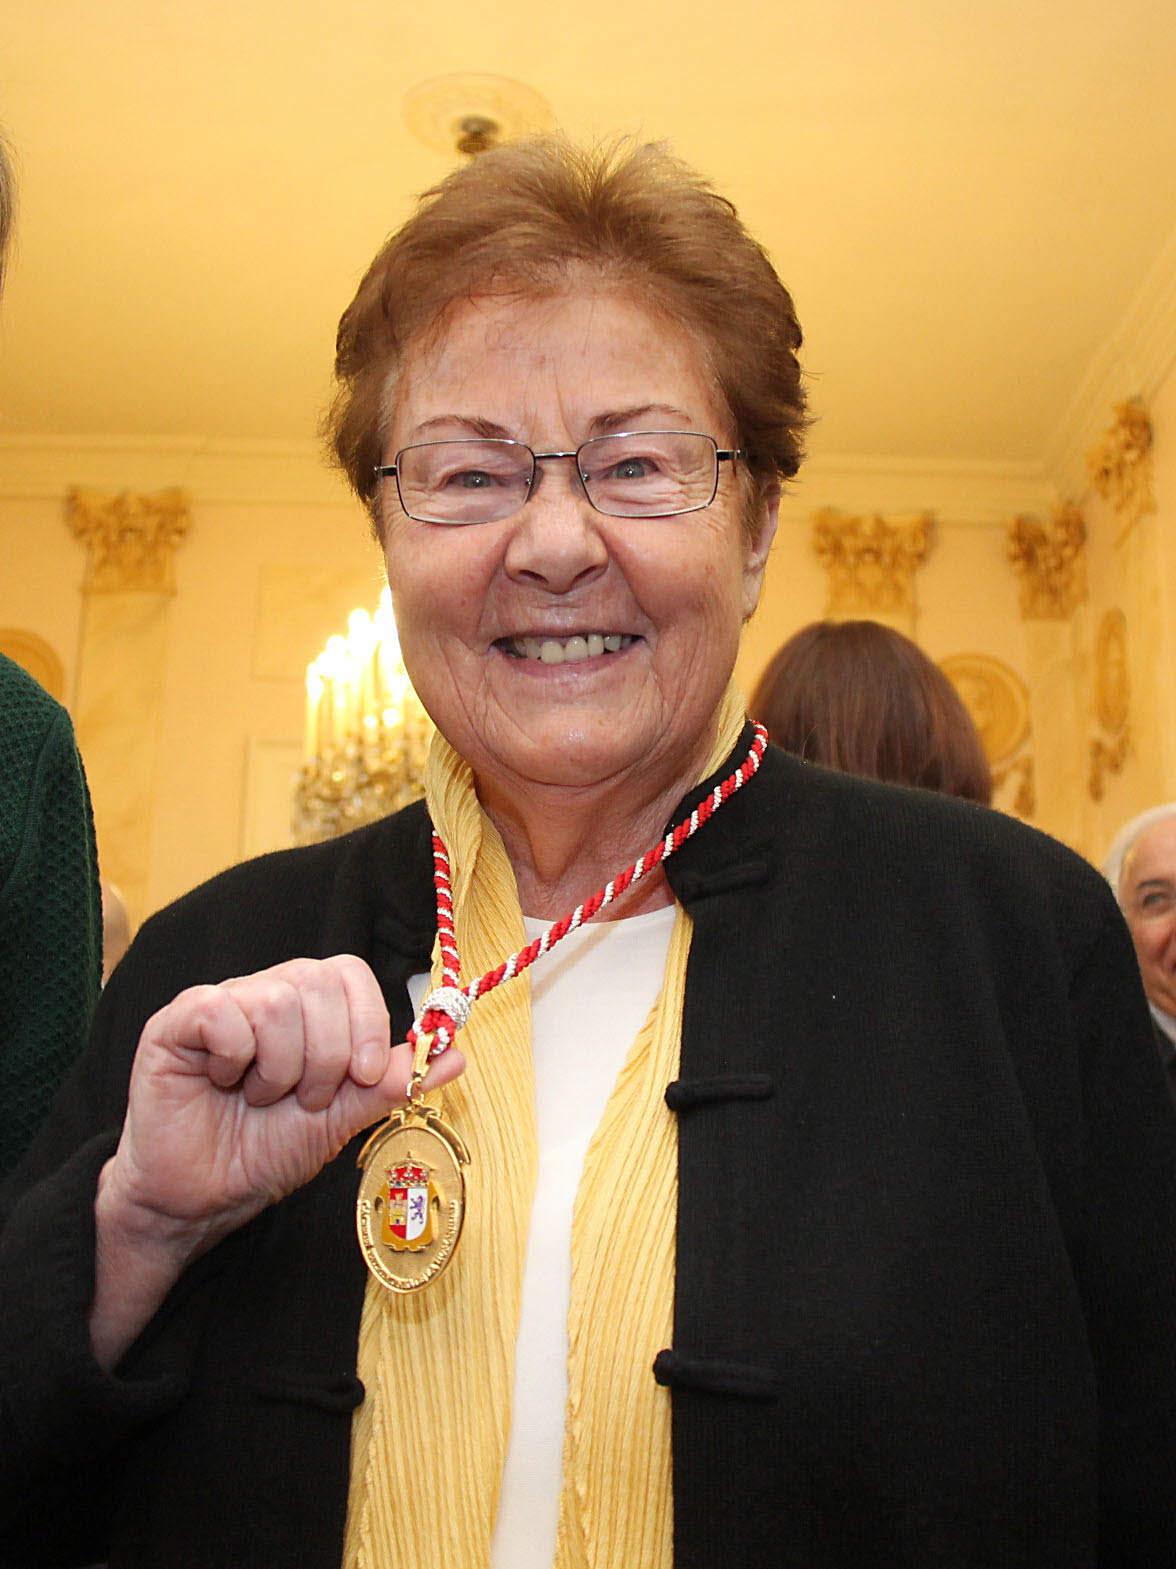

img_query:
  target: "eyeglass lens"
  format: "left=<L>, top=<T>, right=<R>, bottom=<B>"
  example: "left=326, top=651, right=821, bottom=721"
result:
left=394, top=432, right=720, bottom=525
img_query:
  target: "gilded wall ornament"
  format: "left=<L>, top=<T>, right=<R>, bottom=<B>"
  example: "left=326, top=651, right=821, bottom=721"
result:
left=1088, top=608, right=1131, bottom=802
left=67, top=487, right=191, bottom=594
left=1087, top=398, right=1155, bottom=538
left=811, top=508, right=934, bottom=619
left=1093, top=608, right=1130, bottom=737
left=1089, top=733, right=1129, bottom=803
left=940, top=652, right=1035, bottom=819
left=939, top=654, right=1029, bottom=765
left=1007, top=504, right=1087, bottom=620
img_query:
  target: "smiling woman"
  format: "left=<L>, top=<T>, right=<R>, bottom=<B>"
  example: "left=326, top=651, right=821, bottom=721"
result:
left=3, top=135, right=1176, bottom=1569
left=369, top=288, right=774, bottom=882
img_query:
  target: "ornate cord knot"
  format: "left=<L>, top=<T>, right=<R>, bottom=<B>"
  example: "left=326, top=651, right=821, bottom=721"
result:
left=418, top=984, right=473, bottom=1039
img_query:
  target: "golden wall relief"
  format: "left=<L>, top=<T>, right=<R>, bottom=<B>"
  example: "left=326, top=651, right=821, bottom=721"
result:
left=1088, top=608, right=1131, bottom=801
left=1087, top=398, right=1156, bottom=543
left=67, top=486, right=191, bottom=594
left=811, top=508, right=934, bottom=628
left=66, top=487, right=192, bottom=925
left=1007, top=504, right=1087, bottom=620
left=940, top=653, right=1035, bottom=818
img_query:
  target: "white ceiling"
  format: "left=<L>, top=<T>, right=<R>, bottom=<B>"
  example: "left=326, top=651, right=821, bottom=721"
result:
left=2, top=0, right=1175, bottom=474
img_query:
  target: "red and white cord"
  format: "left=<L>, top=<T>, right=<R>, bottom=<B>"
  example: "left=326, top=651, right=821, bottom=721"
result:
left=410, top=723, right=768, bottom=1056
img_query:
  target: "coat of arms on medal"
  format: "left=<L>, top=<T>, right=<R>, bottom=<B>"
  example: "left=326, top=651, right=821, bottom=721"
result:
left=382, top=1158, right=439, bottom=1251
left=356, top=1103, right=469, bottom=1292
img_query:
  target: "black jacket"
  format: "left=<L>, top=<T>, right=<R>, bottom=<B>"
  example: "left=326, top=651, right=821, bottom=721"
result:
left=3, top=739, right=1176, bottom=1567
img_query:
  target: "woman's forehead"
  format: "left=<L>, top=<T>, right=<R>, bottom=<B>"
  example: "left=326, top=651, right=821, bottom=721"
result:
left=387, top=287, right=728, bottom=435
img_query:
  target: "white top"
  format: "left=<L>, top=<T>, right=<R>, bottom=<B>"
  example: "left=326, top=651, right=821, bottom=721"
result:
left=408, top=902, right=676, bottom=1569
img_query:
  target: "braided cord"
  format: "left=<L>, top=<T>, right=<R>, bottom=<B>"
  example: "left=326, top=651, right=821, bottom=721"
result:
left=410, top=723, right=768, bottom=1054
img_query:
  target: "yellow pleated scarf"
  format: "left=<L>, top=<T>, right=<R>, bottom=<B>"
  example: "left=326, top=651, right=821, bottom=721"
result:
left=344, top=687, right=747, bottom=1569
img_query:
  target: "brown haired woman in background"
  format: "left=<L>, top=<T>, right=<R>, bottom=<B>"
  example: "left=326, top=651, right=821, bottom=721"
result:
left=2, top=136, right=1175, bottom=1569
left=750, top=618, right=992, bottom=803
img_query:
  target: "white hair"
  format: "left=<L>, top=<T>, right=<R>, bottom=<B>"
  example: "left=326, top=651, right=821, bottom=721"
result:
left=1102, top=803, right=1176, bottom=903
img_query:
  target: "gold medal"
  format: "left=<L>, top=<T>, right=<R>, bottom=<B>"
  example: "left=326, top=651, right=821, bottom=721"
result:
left=356, top=1101, right=469, bottom=1292
left=354, top=729, right=766, bottom=1289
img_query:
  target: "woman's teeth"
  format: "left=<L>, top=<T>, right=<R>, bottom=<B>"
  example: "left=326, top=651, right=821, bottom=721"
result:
left=504, top=633, right=631, bottom=664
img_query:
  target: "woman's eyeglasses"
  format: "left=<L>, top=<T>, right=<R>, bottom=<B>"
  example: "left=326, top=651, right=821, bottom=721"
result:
left=374, top=431, right=743, bottom=526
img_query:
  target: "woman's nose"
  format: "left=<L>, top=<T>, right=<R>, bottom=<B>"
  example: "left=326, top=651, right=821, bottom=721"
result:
left=502, top=462, right=609, bottom=593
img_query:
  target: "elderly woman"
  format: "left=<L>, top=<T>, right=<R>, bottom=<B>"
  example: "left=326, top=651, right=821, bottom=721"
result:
left=1105, top=803, right=1176, bottom=1102
left=2, top=138, right=1176, bottom=1569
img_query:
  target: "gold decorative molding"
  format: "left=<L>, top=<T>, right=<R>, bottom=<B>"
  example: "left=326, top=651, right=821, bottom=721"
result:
left=941, top=652, right=1035, bottom=819
left=1007, top=504, right=1086, bottom=620
left=995, top=754, right=1036, bottom=819
left=811, top=508, right=934, bottom=619
left=0, top=628, right=66, bottom=702
left=1088, top=608, right=1131, bottom=802
left=1089, top=733, right=1129, bottom=802
left=939, top=653, right=1030, bottom=766
left=1086, top=397, right=1155, bottom=540
left=68, top=485, right=190, bottom=922
left=1093, top=608, right=1130, bottom=737
left=67, top=486, right=191, bottom=594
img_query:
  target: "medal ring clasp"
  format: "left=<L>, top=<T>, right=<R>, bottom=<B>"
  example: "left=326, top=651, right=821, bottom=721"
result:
left=407, top=1030, right=437, bottom=1103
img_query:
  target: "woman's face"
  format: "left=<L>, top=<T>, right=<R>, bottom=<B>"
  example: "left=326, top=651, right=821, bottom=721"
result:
left=1122, top=818, right=1176, bottom=1021
left=377, top=288, right=776, bottom=803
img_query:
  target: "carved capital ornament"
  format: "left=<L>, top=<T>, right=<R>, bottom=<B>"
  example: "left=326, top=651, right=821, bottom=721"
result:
left=68, top=487, right=191, bottom=594
left=811, top=509, right=934, bottom=619
left=1007, top=504, right=1087, bottom=620
left=1087, top=398, right=1155, bottom=538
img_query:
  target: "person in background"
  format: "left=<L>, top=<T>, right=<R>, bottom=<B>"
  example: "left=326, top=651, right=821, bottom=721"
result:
left=1104, top=803, right=1176, bottom=1103
left=0, top=130, right=103, bottom=1179
left=2, top=136, right=1175, bottom=1569
left=749, top=618, right=992, bottom=803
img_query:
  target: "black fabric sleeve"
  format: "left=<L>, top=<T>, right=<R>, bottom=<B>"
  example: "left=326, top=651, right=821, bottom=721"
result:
left=1067, top=895, right=1176, bottom=1563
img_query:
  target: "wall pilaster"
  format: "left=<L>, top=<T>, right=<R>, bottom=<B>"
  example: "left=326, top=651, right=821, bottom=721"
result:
left=68, top=487, right=191, bottom=922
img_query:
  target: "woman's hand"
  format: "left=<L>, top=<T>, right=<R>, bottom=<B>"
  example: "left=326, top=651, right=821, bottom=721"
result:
left=89, top=954, right=464, bottom=1368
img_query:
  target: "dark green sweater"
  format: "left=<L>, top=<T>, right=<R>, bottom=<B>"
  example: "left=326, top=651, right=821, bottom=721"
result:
left=0, top=653, right=101, bottom=1176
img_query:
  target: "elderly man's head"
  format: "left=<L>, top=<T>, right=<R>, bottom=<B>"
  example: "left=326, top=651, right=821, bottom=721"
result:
left=1106, top=806, right=1176, bottom=1022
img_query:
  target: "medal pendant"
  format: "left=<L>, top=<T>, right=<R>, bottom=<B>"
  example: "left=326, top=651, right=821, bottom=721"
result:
left=356, top=1104, right=469, bottom=1292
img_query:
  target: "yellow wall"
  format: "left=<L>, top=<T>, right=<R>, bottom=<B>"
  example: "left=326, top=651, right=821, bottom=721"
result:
left=0, top=445, right=383, bottom=926
left=3, top=381, right=1174, bottom=928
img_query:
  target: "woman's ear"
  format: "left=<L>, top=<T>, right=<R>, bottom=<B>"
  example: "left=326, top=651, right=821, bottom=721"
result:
left=741, top=481, right=780, bottom=622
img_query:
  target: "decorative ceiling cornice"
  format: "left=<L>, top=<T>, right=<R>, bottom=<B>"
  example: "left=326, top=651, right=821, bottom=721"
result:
left=1043, top=215, right=1176, bottom=497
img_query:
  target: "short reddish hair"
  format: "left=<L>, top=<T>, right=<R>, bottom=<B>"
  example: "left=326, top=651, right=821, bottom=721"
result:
left=327, top=135, right=806, bottom=537
left=749, top=620, right=993, bottom=805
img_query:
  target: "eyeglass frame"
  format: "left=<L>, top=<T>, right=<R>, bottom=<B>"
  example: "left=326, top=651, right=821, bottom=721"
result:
left=372, top=431, right=746, bottom=524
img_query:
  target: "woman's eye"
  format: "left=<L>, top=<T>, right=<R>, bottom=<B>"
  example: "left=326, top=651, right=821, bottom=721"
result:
left=444, top=469, right=496, bottom=489
left=609, top=456, right=657, bottom=481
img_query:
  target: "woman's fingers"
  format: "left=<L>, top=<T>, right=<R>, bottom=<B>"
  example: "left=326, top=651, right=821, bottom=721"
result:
left=206, top=954, right=389, bottom=1110
left=228, top=974, right=309, bottom=1107
left=333, top=952, right=395, bottom=1089
left=134, top=954, right=469, bottom=1174
left=371, top=1038, right=468, bottom=1101
left=146, top=984, right=258, bottom=1091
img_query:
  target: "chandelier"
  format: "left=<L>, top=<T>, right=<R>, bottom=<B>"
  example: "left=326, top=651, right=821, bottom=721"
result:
left=293, top=587, right=433, bottom=844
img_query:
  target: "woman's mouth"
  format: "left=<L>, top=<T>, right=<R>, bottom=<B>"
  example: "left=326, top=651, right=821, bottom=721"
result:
left=496, top=633, right=637, bottom=665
